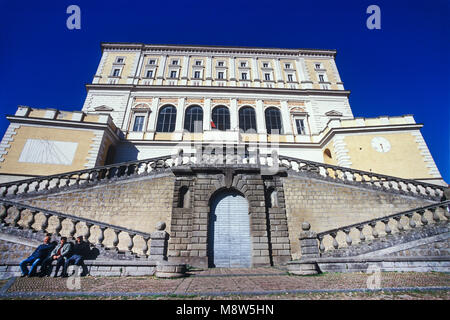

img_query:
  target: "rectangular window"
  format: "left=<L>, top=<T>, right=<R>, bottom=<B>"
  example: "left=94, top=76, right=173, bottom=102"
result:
left=241, top=62, right=247, bottom=67
left=264, top=73, right=271, bottom=81
left=285, top=63, right=291, bottom=69
left=218, top=72, right=224, bottom=79
left=170, top=71, right=177, bottom=78
left=287, top=74, right=293, bottom=82
left=195, top=60, right=202, bottom=66
left=146, top=70, right=153, bottom=78
left=315, top=63, right=321, bottom=69
left=112, top=69, right=120, bottom=77
left=319, top=74, right=325, bottom=82
left=194, top=71, right=201, bottom=78
left=263, top=63, right=269, bottom=68
left=116, top=58, right=124, bottom=63
left=133, top=116, right=145, bottom=132
left=241, top=73, right=247, bottom=80
left=295, top=119, right=306, bottom=135
left=218, top=61, right=224, bottom=67
left=172, top=60, right=178, bottom=65
left=149, top=59, right=156, bottom=65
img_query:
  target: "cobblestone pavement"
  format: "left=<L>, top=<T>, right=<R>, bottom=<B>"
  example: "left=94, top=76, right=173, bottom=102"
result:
left=1, top=268, right=449, bottom=299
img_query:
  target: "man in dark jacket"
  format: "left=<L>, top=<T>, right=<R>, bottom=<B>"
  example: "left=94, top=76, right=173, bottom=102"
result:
left=62, top=236, right=90, bottom=277
left=40, top=236, right=72, bottom=277
left=19, top=235, right=55, bottom=277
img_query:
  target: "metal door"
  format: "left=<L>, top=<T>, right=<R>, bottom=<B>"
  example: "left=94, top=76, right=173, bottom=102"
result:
left=208, top=191, right=251, bottom=268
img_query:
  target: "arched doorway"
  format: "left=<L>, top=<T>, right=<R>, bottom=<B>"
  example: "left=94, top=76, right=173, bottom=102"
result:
left=208, top=190, right=251, bottom=268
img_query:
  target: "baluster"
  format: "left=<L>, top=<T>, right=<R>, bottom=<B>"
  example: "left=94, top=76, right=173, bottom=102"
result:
left=369, top=222, right=378, bottom=238
left=55, top=216, right=64, bottom=236
left=27, top=210, right=37, bottom=229
left=393, top=216, right=404, bottom=232
left=23, top=183, right=30, bottom=193
left=43, top=180, right=50, bottom=191
left=382, top=219, right=391, bottom=235
left=356, top=226, right=366, bottom=242
left=318, top=236, right=325, bottom=253
left=31, top=181, right=39, bottom=192
left=424, top=187, right=431, bottom=196
left=75, top=175, right=81, bottom=186
left=97, top=226, right=106, bottom=246
left=405, top=213, right=416, bottom=228
left=344, top=229, right=352, bottom=246
left=429, top=208, right=440, bottom=223
left=112, top=230, right=120, bottom=250
left=84, top=222, right=93, bottom=242
left=142, top=236, right=150, bottom=256
left=128, top=233, right=136, bottom=252
left=69, top=220, right=79, bottom=238
left=11, top=185, right=19, bottom=195
left=13, top=207, right=23, bottom=227
left=0, top=187, right=7, bottom=197
left=41, top=213, right=50, bottom=233
left=441, top=205, right=450, bottom=219
left=417, top=210, right=428, bottom=225
left=330, top=232, right=339, bottom=249
left=0, top=204, right=8, bottom=224
left=104, top=167, right=111, bottom=180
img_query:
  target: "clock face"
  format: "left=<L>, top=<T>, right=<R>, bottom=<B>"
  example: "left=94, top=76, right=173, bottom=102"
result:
left=371, top=137, right=391, bottom=153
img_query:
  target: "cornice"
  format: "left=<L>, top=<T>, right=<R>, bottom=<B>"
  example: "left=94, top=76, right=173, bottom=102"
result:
left=100, top=42, right=337, bottom=58
left=5, top=116, right=121, bottom=141
left=85, top=83, right=351, bottom=98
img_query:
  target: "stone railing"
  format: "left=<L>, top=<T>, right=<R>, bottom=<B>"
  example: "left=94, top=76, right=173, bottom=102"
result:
left=276, top=155, right=446, bottom=200
left=0, top=155, right=174, bottom=198
left=0, top=149, right=445, bottom=201
left=0, top=199, right=166, bottom=259
left=316, top=200, right=450, bottom=254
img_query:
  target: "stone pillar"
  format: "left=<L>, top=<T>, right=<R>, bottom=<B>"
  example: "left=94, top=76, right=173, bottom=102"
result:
left=149, top=221, right=169, bottom=261
left=287, top=222, right=319, bottom=275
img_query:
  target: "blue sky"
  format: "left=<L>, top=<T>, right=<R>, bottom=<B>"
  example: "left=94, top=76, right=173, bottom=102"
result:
left=0, top=0, right=449, bottom=182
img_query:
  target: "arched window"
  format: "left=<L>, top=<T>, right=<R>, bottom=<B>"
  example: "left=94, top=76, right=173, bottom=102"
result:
left=156, top=105, right=177, bottom=132
left=265, top=107, right=282, bottom=134
left=239, top=107, right=257, bottom=133
left=211, top=106, right=230, bottom=131
left=184, top=105, right=203, bottom=133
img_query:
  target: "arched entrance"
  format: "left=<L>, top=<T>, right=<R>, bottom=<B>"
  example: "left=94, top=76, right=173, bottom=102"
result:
left=208, top=190, right=251, bottom=268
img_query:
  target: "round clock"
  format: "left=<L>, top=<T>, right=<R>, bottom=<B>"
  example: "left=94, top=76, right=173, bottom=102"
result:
left=371, top=137, right=391, bottom=153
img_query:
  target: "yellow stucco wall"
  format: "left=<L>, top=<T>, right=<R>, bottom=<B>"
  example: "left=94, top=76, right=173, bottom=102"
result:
left=101, top=52, right=137, bottom=84
left=0, top=126, right=96, bottom=176
left=344, top=132, right=433, bottom=179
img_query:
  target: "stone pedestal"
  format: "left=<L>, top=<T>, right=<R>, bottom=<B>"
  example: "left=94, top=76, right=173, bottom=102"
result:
left=149, top=221, right=169, bottom=261
left=287, top=222, right=320, bottom=275
left=155, top=261, right=186, bottom=278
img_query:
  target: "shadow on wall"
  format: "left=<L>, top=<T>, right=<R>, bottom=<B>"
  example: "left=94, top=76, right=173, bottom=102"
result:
left=110, top=142, right=140, bottom=164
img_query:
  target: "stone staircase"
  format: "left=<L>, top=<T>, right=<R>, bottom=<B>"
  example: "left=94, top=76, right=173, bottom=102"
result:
left=0, top=199, right=182, bottom=279
left=0, top=152, right=448, bottom=276
left=288, top=200, right=450, bottom=274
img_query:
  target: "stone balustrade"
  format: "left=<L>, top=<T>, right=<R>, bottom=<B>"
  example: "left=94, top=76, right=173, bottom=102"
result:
left=0, top=150, right=445, bottom=202
left=0, top=199, right=155, bottom=258
left=277, top=155, right=446, bottom=201
left=316, top=200, right=450, bottom=254
left=0, top=155, right=173, bottom=198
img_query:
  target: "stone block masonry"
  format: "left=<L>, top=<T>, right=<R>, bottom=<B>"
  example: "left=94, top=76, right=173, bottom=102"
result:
left=18, top=174, right=175, bottom=252
left=283, top=174, right=436, bottom=260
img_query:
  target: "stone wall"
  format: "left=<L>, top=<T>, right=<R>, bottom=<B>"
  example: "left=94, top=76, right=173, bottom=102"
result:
left=283, top=173, right=436, bottom=259
left=15, top=174, right=175, bottom=252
